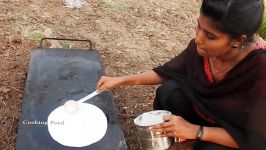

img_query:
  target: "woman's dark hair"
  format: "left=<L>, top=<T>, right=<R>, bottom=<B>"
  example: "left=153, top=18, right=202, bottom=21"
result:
left=201, top=0, right=264, bottom=42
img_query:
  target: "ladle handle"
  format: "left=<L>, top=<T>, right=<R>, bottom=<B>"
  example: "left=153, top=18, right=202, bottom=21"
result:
left=77, top=90, right=105, bottom=103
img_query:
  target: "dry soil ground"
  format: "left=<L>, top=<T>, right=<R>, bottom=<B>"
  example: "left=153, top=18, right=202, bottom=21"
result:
left=0, top=0, right=201, bottom=149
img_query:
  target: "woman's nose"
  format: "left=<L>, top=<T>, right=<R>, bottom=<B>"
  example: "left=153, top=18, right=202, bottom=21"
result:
left=195, top=29, right=204, bottom=45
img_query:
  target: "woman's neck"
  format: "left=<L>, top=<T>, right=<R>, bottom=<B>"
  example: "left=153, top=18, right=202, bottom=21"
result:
left=209, top=42, right=256, bottom=80
left=215, top=42, right=256, bottom=65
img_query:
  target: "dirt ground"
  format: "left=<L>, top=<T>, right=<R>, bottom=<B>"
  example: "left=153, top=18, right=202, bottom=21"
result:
left=0, top=0, right=201, bottom=149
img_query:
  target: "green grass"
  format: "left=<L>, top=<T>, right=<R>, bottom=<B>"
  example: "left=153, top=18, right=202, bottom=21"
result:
left=58, top=40, right=74, bottom=48
left=258, top=0, right=266, bottom=38
left=25, top=31, right=44, bottom=41
left=259, top=21, right=266, bottom=38
left=106, top=2, right=129, bottom=11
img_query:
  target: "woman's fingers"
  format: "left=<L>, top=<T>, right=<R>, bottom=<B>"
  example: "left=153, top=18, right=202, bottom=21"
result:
left=152, top=121, right=172, bottom=129
left=96, top=80, right=103, bottom=91
left=155, top=126, right=175, bottom=133
left=160, top=132, right=176, bottom=137
left=96, top=76, right=106, bottom=91
left=160, top=133, right=187, bottom=142
left=163, top=115, right=173, bottom=122
left=152, top=115, right=181, bottom=129
left=150, top=115, right=189, bottom=140
left=177, top=138, right=186, bottom=142
left=163, top=115, right=183, bottom=122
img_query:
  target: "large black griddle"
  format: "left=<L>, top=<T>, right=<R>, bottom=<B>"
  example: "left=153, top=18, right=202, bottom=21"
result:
left=16, top=38, right=127, bottom=150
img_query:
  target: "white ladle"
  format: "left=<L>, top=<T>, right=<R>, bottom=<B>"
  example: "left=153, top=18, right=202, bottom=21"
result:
left=63, top=90, right=105, bottom=113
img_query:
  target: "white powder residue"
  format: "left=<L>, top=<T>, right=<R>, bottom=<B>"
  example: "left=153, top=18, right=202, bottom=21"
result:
left=48, top=103, right=107, bottom=147
left=64, top=0, right=84, bottom=8
left=134, top=110, right=171, bottom=126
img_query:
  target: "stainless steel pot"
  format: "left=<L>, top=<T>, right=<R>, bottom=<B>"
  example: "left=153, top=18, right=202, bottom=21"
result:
left=134, top=110, right=174, bottom=150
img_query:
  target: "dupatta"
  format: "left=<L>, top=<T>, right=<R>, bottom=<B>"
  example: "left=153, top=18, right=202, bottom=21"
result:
left=153, top=39, right=266, bottom=150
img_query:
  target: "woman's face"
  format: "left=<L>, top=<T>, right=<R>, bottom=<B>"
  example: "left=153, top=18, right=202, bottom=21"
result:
left=195, top=14, right=235, bottom=57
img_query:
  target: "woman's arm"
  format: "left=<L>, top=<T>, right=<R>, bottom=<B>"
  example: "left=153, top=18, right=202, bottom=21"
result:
left=119, top=70, right=165, bottom=85
left=96, top=70, right=165, bottom=91
left=202, top=126, right=239, bottom=148
left=151, top=115, right=239, bottom=148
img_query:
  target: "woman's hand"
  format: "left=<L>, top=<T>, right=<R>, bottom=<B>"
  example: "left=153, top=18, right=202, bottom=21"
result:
left=151, top=115, right=199, bottom=141
left=96, top=76, right=124, bottom=91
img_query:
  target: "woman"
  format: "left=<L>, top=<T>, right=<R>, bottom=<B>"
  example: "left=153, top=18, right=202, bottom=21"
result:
left=96, top=0, right=266, bottom=149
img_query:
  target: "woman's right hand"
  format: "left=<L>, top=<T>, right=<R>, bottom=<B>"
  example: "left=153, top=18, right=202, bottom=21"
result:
left=96, top=76, right=124, bottom=92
